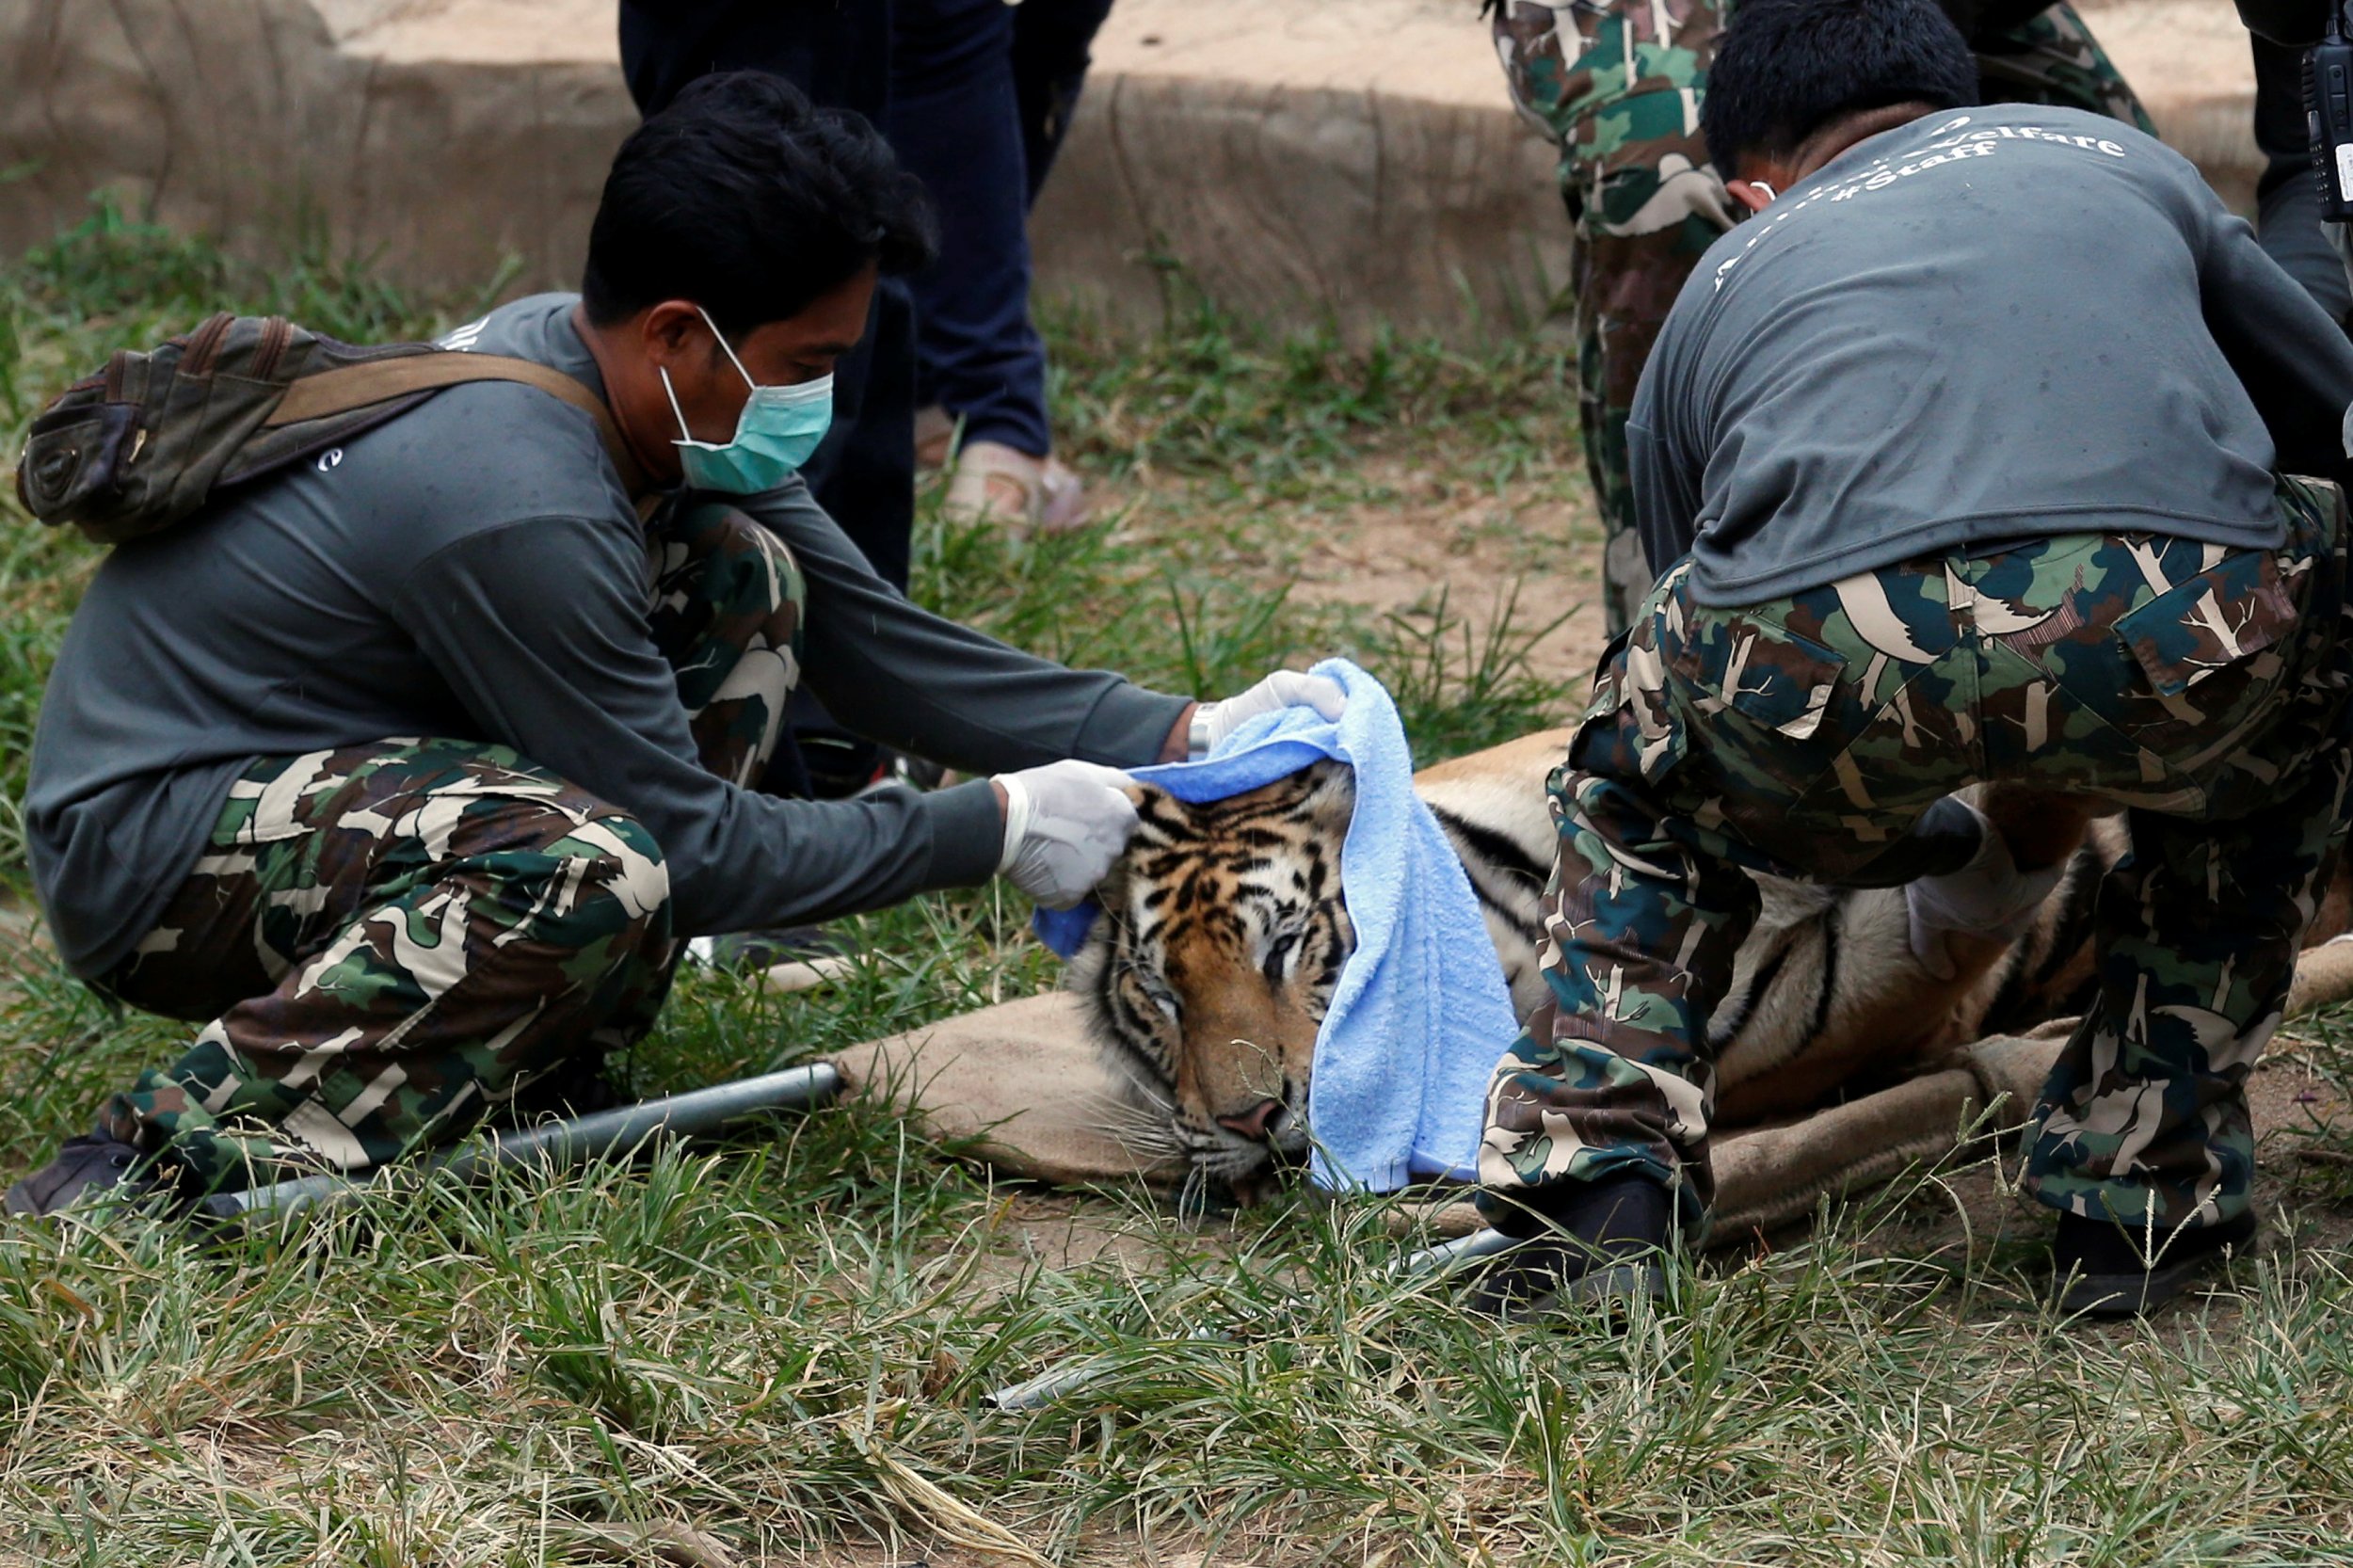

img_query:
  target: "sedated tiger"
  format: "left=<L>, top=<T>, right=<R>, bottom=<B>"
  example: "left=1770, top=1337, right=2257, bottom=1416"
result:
left=1065, top=730, right=2348, bottom=1202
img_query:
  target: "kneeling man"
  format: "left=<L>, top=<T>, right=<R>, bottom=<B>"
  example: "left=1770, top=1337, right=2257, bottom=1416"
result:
left=1476, top=0, right=2353, bottom=1316
left=11, top=73, right=1336, bottom=1216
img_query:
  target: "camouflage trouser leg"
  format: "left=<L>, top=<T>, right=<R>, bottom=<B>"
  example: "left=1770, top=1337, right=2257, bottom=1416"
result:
left=95, top=504, right=806, bottom=1193
left=1489, top=0, right=2148, bottom=635
left=1492, top=0, right=1727, bottom=635
left=649, top=498, right=808, bottom=787
left=1970, top=5, right=2154, bottom=132
left=2028, top=744, right=2353, bottom=1226
left=96, top=744, right=677, bottom=1193
left=1480, top=479, right=2353, bottom=1233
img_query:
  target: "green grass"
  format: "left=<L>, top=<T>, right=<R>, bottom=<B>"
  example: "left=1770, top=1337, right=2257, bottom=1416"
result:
left=4, top=207, right=2353, bottom=1565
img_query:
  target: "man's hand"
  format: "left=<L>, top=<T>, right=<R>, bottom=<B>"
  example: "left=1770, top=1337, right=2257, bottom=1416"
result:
left=1904, top=797, right=2067, bottom=980
left=1186, top=670, right=1348, bottom=759
left=991, top=760, right=1140, bottom=909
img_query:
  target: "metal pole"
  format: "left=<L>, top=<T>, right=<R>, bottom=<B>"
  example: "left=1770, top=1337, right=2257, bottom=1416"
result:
left=200, top=1062, right=844, bottom=1224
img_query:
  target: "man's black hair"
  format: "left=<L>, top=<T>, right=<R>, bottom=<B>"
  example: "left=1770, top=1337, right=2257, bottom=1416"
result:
left=583, top=72, right=937, bottom=334
left=1701, top=0, right=1979, bottom=180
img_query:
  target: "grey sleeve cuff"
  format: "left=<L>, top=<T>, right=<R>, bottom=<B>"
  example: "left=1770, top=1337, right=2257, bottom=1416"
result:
left=921, top=778, right=1011, bottom=889
left=1073, top=682, right=1193, bottom=769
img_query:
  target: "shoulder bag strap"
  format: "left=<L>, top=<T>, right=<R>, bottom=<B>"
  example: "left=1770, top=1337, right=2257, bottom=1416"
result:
left=263, top=352, right=650, bottom=497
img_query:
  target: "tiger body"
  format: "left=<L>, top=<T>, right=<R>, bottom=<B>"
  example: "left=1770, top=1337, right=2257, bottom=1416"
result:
left=1070, top=729, right=2126, bottom=1196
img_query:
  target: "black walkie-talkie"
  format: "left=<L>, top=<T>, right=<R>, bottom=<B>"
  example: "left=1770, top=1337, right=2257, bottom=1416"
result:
left=2310, top=0, right=2353, bottom=220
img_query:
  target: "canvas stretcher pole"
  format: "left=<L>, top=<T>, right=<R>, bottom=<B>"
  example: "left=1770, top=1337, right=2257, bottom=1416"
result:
left=198, top=1062, right=845, bottom=1224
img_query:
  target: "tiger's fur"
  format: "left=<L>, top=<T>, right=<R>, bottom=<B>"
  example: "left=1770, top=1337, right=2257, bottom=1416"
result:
left=1069, top=729, right=2163, bottom=1195
left=1071, top=764, right=1358, bottom=1191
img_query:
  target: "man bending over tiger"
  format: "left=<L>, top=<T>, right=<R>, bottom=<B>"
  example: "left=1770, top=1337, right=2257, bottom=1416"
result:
left=1473, top=0, right=2353, bottom=1319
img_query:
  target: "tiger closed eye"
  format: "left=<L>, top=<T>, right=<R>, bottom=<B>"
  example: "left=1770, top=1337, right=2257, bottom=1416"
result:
left=1261, top=933, right=1298, bottom=983
left=1140, top=973, right=1182, bottom=1024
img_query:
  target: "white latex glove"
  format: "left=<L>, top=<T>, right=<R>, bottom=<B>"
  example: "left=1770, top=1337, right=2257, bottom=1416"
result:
left=1193, top=669, right=1348, bottom=757
left=993, top=760, right=1140, bottom=909
left=1905, top=798, right=2066, bottom=980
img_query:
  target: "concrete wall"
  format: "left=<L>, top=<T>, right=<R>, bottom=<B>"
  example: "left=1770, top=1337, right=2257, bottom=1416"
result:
left=0, top=0, right=2267, bottom=342
left=0, top=0, right=631, bottom=301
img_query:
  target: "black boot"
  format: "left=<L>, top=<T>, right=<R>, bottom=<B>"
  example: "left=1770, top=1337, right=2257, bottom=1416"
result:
left=2052, top=1208, right=2259, bottom=1318
left=5, top=1132, right=166, bottom=1219
left=1467, top=1173, right=1675, bottom=1321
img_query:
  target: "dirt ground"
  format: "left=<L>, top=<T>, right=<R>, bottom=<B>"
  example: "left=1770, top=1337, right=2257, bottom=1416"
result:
left=1085, top=451, right=1613, bottom=695
left=1277, top=457, right=1611, bottom=688
left=1857, top=1049, right=2353, bottom=1265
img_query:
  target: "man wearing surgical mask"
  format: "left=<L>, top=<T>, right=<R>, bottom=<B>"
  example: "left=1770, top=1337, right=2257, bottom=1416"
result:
left=8, top=72, right=1342, bottom=1217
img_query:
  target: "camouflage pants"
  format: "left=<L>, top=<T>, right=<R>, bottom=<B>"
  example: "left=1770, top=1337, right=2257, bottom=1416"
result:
left=96, top=500, right=805, bottom=1193
left=1481, top=479, right=2353, bottom=1235
left=1489, top=0, right=2154, bottom=632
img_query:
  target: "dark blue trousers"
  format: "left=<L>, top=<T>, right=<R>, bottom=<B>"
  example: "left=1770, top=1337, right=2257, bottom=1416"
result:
left=2253, top=31, right=2353, bottom=328
left=618, top=0, right=917, bottom=796
left=892, top=0, right=1112, bottom=458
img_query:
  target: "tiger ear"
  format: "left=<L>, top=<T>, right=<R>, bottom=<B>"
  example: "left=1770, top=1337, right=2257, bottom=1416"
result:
left=1095, top=784, right=1164, bottom=912
left=1095, top=850, right=1130, bottom=914
left=1299, top=759, right=1357, bottom=839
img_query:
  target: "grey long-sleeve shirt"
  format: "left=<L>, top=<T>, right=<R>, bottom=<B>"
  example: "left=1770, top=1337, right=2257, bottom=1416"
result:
left=1628, top=106, right=2353, bottom=605
left=26, top=294, right=1189, bottom=978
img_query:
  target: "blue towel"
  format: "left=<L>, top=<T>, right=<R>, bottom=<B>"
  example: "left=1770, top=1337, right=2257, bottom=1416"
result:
left=1033, top=659, right=1519, bottom=1191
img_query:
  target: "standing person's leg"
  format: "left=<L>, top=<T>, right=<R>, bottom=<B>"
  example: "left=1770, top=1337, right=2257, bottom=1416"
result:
left=893, top=0, right=1066, bottom=529
left=780, top=276, right=918, bottom=796
left=2250, top=34, right=2353, bottom=327
left=1969, top=2, right=2153, bottom=129
left=1490, top=1, right=1734, bottom=636
left=2025, top=481, right=2353, bottom=1268
left=618, top=0, right=913, bottom=799
left=805, top=280, right=919, bottom=598
left=1011, top=0, right=1117, bottom=204
left=618, top=1, right=888, bottom=125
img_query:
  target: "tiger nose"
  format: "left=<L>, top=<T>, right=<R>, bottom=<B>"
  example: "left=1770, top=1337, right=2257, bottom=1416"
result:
left=1216, top=1097, right=1286, bottom=1141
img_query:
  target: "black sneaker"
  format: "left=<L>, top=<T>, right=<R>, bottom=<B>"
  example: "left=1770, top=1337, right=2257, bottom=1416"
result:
left=880, top=751, right=947, bottom=792
left=5, top=1132, right=166, bottom=1219
left=689, top=925, right=856, bottom=972
left=1467, top=1173, right=1675, bottom=1321
left=503, top=1047, right=626, bottom=1128
left=2051, top=1208, right=2259, bottom=1318
left=688, top=925, right=863, bottom=997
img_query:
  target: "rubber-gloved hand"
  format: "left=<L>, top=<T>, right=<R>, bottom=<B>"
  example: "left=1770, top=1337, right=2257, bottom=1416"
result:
left=1904, top=797, right=2066, bottom=980
left=1192, top=669, right=1348, bottom=758
left=993, top=760, right=1140, bottom=908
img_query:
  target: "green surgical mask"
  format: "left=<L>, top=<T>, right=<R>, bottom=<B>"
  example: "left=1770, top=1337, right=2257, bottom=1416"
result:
left=661, top=307, right=834, bottom=494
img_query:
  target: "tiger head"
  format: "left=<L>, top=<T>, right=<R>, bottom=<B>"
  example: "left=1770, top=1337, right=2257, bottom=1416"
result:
left=1066, top=761, right=1357, bottom=1199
